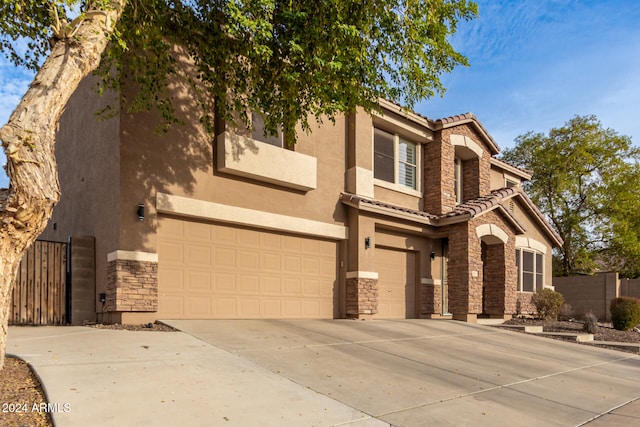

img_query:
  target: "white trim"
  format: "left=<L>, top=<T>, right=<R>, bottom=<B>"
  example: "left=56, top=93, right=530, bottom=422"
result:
left=515, top=236, right=547, bottom=254
left=476, top=224, right=509, bottom=244
left=346, top=271, right=379, bottom=280
left=374, top=179, right=423, bottom=198
left=421, top=278, right=442, bottom=285
left=156, top=193, right=348, bottom=240
left=450, top=134, right=483, bottom=158
left=373, top=127, right=422, bottom=194
left=107, top=250, right=158, bottom=263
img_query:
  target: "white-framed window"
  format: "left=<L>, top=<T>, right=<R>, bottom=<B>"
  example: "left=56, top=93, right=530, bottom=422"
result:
left=505, top=178, right=518, bottom=188
left=374, top=128, right=418, bottom=190
left=516, top=248, right=544, bottom=292
left=454, top=157, right=463, bottom=204
left=251, top=112, right=284, bottom=148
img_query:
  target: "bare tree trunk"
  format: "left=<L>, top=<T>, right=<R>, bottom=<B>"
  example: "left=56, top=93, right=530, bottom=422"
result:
left=0, top=2, right=125, bottom=369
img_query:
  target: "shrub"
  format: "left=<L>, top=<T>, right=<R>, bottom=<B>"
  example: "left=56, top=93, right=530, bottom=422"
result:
left=531, top=288, right=564, bottom=320
left=583, top=312, right=598, bottom=334
left=559, top=303, right=574, bottom=321
left=610, top=297, right=640, bottom=331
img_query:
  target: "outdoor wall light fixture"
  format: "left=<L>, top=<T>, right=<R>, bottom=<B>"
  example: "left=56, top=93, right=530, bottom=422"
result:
left=364, top=236, right=371, bottom=249
left=430, top=251, right=436, bottom=260
left=137, top=204, right=145, bottom=221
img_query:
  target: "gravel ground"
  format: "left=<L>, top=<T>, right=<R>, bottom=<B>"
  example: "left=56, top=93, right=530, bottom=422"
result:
left=503, top=318, right=640, bottom=343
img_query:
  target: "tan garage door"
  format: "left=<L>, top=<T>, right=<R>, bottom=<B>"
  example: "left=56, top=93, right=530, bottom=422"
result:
left=376, top=247, right=416, bottom=318
left=157, top=216, right=337, bottom=319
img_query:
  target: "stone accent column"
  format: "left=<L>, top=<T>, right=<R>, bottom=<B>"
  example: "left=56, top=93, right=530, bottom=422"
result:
left=106, top=251, right=158, bottom=313
left=422, top=279, right=442, bottom=316
left=483, top=243, right=506, bottom=316
left=424, top=132, right=456, bottom=215
left=346, top=273, right=378, bottom=318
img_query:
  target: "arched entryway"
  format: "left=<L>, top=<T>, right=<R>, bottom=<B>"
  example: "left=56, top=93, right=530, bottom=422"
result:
left=476, top=224, right=509, bottom=317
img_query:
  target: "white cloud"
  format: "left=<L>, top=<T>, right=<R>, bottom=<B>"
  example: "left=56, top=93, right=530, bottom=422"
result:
left=418, top=0, right=640, bottom=149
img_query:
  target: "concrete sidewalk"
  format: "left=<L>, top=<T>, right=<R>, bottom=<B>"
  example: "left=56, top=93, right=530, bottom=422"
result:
left=7, top=326, right=386, bottom=427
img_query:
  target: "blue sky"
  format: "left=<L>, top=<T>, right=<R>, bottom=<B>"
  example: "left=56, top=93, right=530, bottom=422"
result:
left=1, top=0, right=640, bottom=188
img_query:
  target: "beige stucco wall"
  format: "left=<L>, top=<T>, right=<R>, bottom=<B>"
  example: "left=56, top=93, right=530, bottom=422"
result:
left=40, top=75, right=121, bottom=312
left=510, top=199, right=556, bottom=287
left=116, top=74, right=349, bottom=254
left=489, top=167, right=522, bottom=190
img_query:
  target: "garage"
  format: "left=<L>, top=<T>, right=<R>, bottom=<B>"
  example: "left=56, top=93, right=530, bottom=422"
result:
left=376, top=247, right=417, bottom=318
left=157, top=216, right=338, bottom=319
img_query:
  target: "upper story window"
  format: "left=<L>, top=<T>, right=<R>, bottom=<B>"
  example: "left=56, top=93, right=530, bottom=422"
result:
left=374, top=128, right=418, bottom=190
left=454, top=157, right=463, bottom=204
left=516, top=248, right=544, bottom=292
left=505, top=178, right=518, bottom=188
left=251, top=112, right=284, bottom=148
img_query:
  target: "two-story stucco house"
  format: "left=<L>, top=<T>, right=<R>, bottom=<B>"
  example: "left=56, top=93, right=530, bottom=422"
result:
left=40, top=75, right=562, bottom=325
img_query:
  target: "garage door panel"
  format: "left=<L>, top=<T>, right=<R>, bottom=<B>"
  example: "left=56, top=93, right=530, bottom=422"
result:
left=188, top=296, right=212, bottom=317
left=213, top=273, right=235, bottom=293
left=214, top=226, right=236, bottom=244
left=238, top=275, right=260, bottom=293
left=239, top=250, right=260, bottom=270
left=161, top=268, right=184, bottom=291
left=162, top=295, right=185, bottom=317
left=283, top=278, right=302, bottom=295
left=158, top=217, right=337, bottom=319
left=237, top=298, right=261, bottom=317
left=214, top=248, right=236, bottom=268
left=188, top=271, right=211, bottom=292
left=159, top=241, right=184, bottom=264
left=261, top=253, right=281, bottom=271
left=260, top=233, right=281, bottom=250
left=187, top=244, right=212, bottom=267
left=377, top=247, right=416, bottom=319
left=237, top=228, right=259, bottom=247
left=281, top=235, right=302, bottom=252
left=283, top=255, right=301, bottom=274
left=262, top=276, right=282, bottom=294
left=186, top=221, right=212, bottom=242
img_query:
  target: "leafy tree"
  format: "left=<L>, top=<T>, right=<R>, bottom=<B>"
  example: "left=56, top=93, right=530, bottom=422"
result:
left=0, top=0, right=477, bottom=367
left=501, top=115, right=640, bottom=277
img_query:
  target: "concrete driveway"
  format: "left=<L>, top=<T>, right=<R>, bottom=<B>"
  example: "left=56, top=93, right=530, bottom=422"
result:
left=165, top=319, right=640, bottom=426
left=7, top=319, right=640, bottom=426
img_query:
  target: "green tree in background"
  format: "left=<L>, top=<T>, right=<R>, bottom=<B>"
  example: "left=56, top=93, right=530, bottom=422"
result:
left=0, top=0, right=477, bottom=368
left=501, top=115, right=640, bottom=277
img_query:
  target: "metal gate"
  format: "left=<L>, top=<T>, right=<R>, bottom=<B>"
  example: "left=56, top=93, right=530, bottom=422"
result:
left=9, top=240, right=69, bottom=325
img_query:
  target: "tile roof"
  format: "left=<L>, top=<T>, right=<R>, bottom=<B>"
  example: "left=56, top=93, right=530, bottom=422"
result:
left=339, top=193, right=438, bottom=221
left=377, top=100, right=501, bottom=155
left=441, top=187, right=519, bottom=219
left=340, top=187, right=563, bottom=247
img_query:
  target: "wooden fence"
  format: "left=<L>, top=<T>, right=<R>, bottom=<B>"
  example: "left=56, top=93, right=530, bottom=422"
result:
left=10, top=240, right=69, bottom=325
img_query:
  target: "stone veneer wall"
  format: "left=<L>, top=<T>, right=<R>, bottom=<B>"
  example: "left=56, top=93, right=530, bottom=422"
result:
left=447, top=210, right=518, bottom=319
left=516, top=293, right=536, bottom=316
left=447, top=125, right=492, bottom=200
left=478, top=212, right=518, bottom=316
left=424, top=132, right=456, bottom=215
left=422, top=282, right=442, bottom=316
left=106, top=259, right=158, bottom=312
left=346, top=277, right=378, bottom=317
